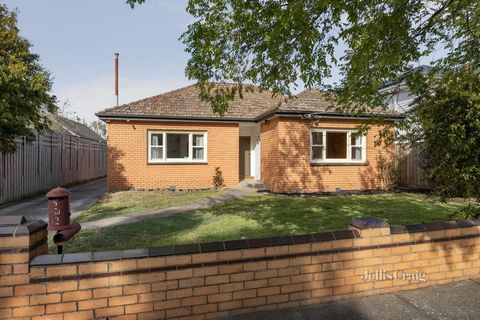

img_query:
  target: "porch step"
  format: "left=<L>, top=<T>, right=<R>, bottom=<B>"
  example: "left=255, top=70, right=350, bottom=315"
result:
left=237, top=180, right=268, bottom=191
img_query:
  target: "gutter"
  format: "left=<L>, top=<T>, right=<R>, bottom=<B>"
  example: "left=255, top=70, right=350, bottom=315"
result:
left=96, top=113, right=258, bottom=123
left=256, top=110, right=405, bottom=122
left=96, top=110, right=404, bottom=124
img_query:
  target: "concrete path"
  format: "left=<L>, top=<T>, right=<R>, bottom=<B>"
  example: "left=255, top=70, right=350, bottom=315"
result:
left=80, top=180, right=260, bottom=229
left=0, top=178, right=106, bottom=222
left=227, top=279, right=480, bottom=320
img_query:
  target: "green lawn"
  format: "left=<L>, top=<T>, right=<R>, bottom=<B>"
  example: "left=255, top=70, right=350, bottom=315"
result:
left=58, top=192, right=466, bottom=253
left=74, top=189, right=221, bottom=222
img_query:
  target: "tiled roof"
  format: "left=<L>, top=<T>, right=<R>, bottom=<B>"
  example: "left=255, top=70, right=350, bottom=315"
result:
left=96, top=84, right=400, bottom=121
left=278, top=89, right=335, bottom=113
left=278, top=89, right=401, bottom=118
left=49, top=115, right=104, bottom=141
left=96, top=84, right=283, bottom=121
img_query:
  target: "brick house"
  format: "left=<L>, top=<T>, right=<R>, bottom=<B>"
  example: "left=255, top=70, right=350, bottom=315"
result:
left=96, top=84, right=400, bottom=193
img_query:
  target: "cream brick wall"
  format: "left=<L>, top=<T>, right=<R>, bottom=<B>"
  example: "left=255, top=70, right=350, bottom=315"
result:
left=106, top=120, right=239, bottom=191
left=261, top=117, right=395, bottom=193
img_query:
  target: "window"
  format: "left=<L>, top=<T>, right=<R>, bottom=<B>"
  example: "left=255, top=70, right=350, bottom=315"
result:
left=148, top=131, right=207, bottom=163
left=310, top=129, right=366, bottom=163
left=351, top=134, right=363, bottom=160
left=326, top=132, right=347, bottom=159
left=311, top=131, right=324, bottom=160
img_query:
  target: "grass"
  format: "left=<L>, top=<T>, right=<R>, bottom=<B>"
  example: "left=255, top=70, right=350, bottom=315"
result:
left=58, top=192, right=466, bottom=253
left=74, top=189, right=221, bottom=223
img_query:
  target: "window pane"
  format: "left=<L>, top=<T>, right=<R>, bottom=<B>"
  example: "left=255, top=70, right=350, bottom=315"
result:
left=352, top=147, right=362, bottom=160
left=312, top=146, right=323, bottom=160
left=193, top=147, right=204, bottom=160
left=351, top=134, right=362, bottom=146
left=151, top=147, right=163, bottom=160
left=151, top=134, right=163, bottom=146
left=312, top=132, right=323, bottom=145
left=193, top=134, right=204, bottom=147
left=326, top=132, right=347, bottom=159
left=166, top=133, right=189, bottom=159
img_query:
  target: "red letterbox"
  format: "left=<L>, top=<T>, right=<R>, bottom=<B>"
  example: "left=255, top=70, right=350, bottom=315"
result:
left=46, top=187, right=71, bottom=231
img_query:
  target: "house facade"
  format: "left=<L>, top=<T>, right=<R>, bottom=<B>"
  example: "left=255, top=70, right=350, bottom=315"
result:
left=97, top=84, right=400, bottom=193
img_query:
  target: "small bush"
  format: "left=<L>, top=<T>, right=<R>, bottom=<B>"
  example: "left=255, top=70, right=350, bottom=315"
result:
left=452, top=203, right=480, bottom=220
left=213, top=167, right=225, bottom=190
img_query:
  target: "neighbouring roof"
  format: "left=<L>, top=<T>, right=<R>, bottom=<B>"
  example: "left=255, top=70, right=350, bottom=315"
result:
left=382, top=65, right=433, bottom=89
left=96, top=84, right=402, bottom=122
left=49, top=115, right=104, bottom=141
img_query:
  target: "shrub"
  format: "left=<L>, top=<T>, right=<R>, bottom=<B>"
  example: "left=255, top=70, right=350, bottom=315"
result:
left=213, top=167, right=225, bottom=190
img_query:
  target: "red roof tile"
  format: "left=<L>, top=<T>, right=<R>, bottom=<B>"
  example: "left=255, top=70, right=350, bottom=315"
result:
left=96, top=84, right=283, bottom=121
left=96, top=85, right=400, bottom=121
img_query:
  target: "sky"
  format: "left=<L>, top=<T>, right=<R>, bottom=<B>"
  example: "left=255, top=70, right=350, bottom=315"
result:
left=3, top=1, right=447, bottom=123
left=3, top=0, right=193, bottom=123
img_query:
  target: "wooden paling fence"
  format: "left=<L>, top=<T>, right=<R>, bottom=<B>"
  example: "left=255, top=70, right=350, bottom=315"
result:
left=0, top=133, right=106, bottom=205
left=395, top=144, right=430, bottom=189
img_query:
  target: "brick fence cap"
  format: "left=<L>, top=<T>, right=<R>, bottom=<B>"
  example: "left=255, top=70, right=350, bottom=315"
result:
left=456, top=220, right=476, bottom=228
left=348, top=216, right=389, bottom=229
left=15, top=220, right=48, bottom=236
left=0, top=215, right=26, bottom=226
left=0, top=226, right=16, bottom=237
left=31, top=254, right=63, bottom=266
left=92, top=250, right=122, bottom=262
left=121, top=248, right=148, bottom=259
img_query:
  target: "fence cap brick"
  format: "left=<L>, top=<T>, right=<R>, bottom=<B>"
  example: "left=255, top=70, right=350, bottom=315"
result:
left=349, top=216, right=389, bottom=230
left=0, top=215, right=26, bottom=226
left=16, top=220, right=48, bottom=236
left=0, top=216, right=46, bottom=237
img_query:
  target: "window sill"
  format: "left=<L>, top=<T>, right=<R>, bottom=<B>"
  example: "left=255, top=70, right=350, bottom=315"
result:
left=148, top=161, right=208, bottom=165
left=310, top=161, right=369, bottom=166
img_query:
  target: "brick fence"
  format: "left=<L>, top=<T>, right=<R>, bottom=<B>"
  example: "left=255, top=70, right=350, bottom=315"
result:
left=1, top=216, right=480, bottom=319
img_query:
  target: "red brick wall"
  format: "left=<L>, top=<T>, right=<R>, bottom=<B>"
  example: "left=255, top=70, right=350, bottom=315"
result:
left=1, top=217, right=480, bottom=319
left=260, top=116, right=395, bottom=193
left=107, top=120, right=240, bottom=191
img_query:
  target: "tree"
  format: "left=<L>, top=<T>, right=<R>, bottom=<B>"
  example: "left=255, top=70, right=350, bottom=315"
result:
left=126, top=0, right=480, bottom=209
left=128, top=0, right=479, bottom=118
left=58, top=100, right=84, bottom=124
left=400, top=68, right=480, bottom=213
left=90, top=120, right=107, bottom=139
left=0, top=4, right=56, bottom=153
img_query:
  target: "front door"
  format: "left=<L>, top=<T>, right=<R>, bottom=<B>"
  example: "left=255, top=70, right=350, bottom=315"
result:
left=239, top=137, right=251, bottom=179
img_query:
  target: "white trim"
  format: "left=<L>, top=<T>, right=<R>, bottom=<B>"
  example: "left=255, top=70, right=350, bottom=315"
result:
left=147, top=130, right=208, bottom=164
left=310, top=128, right=366, bottom=164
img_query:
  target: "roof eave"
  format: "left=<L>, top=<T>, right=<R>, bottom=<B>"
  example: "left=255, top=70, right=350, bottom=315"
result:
left=95, top=113, right=258, bottom=123
left=258, top=110, right=405, bottom=121
left=96, top=109, right=404, bottom=124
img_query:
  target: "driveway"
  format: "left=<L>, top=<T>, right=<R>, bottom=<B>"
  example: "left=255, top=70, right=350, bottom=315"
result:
left=227, top=279, right=480, bottom=320
left=0, top=178, right=106, bottom=222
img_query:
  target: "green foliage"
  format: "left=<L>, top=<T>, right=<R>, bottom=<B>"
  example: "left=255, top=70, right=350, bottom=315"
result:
left=212, top=166, right=225, bottom=190
left=0, top=4, right=56, bottom=153
left=452, top=203, right=480, bottom=220
left=128, top=0, right=479, bottom=118
left=126, top=0, right=480, bottom=205
left=400, top=68, right=480, bottom=203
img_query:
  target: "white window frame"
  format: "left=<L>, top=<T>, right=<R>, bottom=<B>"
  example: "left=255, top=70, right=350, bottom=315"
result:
left=310, top=128, right=366, bottom=164
left=148, top=130, right=208, bottom=164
